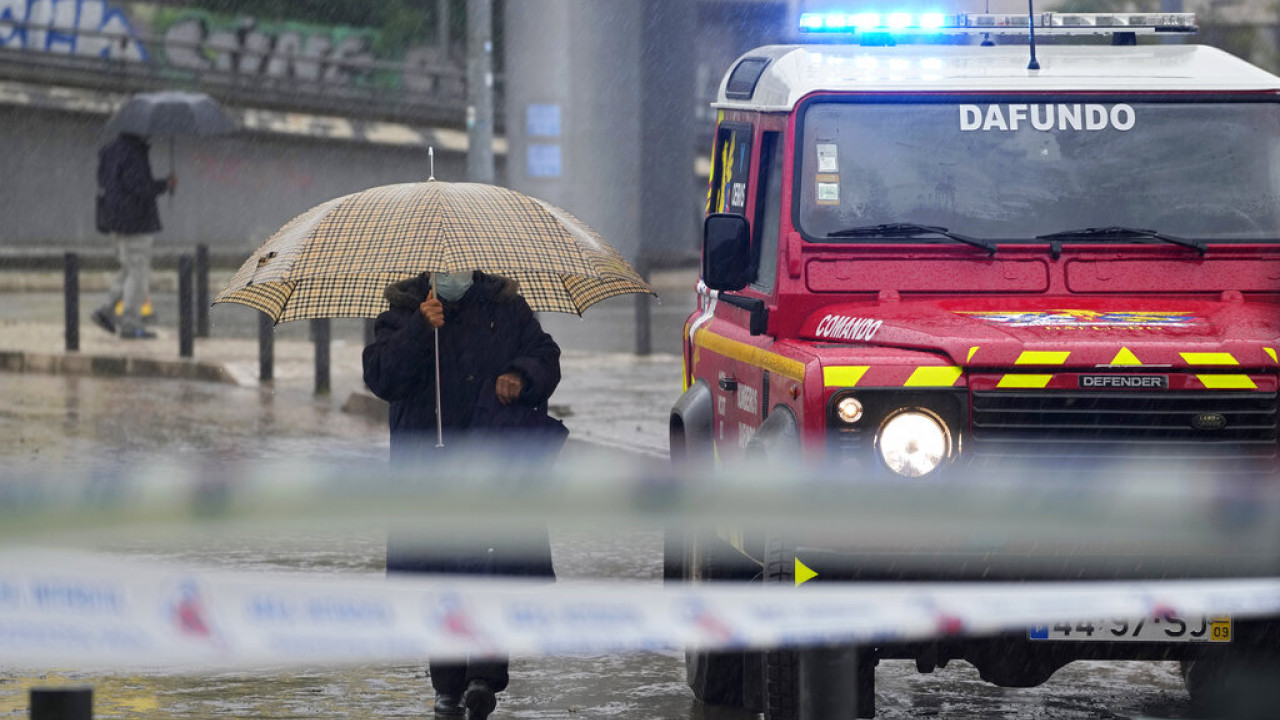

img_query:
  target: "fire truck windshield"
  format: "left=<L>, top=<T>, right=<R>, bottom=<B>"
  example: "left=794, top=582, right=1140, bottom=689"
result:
left=798, top=99, right=1280, bottom=242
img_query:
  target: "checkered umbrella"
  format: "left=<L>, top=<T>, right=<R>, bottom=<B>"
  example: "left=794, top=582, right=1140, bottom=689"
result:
left=214, top=180, right=654, bottom=323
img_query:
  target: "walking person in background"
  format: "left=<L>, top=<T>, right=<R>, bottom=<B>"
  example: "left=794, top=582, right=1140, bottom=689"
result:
left=92, top=132, right=175, bottom=340
left=363, top=269, right=564, bottom=720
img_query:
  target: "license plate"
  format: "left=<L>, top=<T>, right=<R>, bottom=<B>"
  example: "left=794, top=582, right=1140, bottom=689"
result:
left=1029, top=615, right=1231, bottom=642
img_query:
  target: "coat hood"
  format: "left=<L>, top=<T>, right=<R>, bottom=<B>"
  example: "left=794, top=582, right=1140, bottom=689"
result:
left=383, top=271, right=520, bottom=310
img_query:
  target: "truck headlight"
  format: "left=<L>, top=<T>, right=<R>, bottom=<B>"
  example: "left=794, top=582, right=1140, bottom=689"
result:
left=877, top=410, right=950, bottom=477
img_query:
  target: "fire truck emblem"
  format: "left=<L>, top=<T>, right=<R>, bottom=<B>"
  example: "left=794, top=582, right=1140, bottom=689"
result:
left=959, top=310, right=1204, bottom=329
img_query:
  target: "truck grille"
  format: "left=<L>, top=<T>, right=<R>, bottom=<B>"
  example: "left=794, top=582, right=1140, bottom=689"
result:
left=969, top=390, right=1278, bottom=474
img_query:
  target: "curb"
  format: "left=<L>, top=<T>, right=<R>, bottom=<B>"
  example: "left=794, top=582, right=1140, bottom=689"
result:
left=0, top=349, right=235, bottom=384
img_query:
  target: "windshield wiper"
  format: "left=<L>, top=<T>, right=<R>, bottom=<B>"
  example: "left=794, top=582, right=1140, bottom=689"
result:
left=1035, top=226, right=1206, bottom=255
left=827, top=223, right=997, bottom=255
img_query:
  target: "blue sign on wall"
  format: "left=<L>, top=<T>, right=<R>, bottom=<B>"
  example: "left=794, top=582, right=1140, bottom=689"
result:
left=527, top=144, right=562, bottom=178
left=526, top=103, right=561, bottom=137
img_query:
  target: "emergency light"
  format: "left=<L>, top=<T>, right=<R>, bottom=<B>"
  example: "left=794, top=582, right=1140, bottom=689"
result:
left=798, top=12, right=1197, bottom=36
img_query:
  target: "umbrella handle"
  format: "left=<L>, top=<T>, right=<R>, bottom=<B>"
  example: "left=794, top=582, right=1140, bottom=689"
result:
left=432, top=272, right=444, bottom=448
left=434, top=326, right=444, bottom=448
left=168, top=136, right=175, bottom=209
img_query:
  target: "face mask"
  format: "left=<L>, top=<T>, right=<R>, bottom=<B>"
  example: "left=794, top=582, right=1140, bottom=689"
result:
left=434, top=271, right=474, bottom=302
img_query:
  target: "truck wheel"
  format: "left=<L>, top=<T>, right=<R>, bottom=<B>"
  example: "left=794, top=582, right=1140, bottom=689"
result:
left=686, top=648, right=746, bottom=707
left=763, top=534, right=800, bottom=720
left=763, top=534, right=876, bottom=719
left=684, top=530, right=752, bottom=709
left=1183, top=651, right=1280, bottom=718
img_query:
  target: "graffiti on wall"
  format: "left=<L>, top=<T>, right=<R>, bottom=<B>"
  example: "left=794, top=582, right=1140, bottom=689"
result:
left=159, top=12, right=380, bottom=86
left=156, top=11, right=462, bottom=98
left=0, top=0, right=146, bottom=60
left=0, top=3, right=464, bottom=101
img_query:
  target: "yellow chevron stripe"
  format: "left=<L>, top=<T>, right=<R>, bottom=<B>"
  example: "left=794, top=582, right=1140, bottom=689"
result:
left=1111, top=347, right=1143, bottom=366
left=967, top=346, right=979, bottom=363
left=824, top=366, right=870, bottom=388
left=1266, top=347, right=1277, bottom=364
left=1015, top=351, right=1070, bottom=365
left=1197, top=375, right=1257, bottom=390
left=1181, top=352, right=1238, bottom=366
left=694, top=329, right=806, bottom=382
left=997, top=374, right=1054, bottom=389
left=904, top=366, right=963, bottom=387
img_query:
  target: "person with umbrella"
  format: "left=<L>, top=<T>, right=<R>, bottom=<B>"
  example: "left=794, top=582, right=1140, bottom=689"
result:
left=362, top=268, right=561, bottom=720
left=91, top=131, right=175, bottom=339
left=215, top=176, right=654, bottom=718
left=93, top=91, right=235, bottom=339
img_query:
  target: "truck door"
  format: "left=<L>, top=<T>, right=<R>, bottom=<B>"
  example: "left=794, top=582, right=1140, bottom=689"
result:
left=701, top=124, right=788, bottom=456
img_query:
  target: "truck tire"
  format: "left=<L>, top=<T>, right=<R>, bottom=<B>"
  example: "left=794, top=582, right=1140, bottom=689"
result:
left=764, top=534, right=877, bottom=719
left=763, top=533, right=801, bottom=720
left=683, top=531, right=755, bottom=708
left=671, top=383, right=747, bottom=706
left=686, top=647, right=746, bottom=707
left=1182, top=650, right=1280, bottom=719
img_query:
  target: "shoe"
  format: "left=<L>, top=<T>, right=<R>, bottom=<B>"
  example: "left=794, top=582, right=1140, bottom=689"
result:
left=120, top=328, right=157, bottom=340
left=90, top=309, right=116, bottom=334
left=433, top=692, right=465, bottom=717
left=462, top=680, right=497, bottom=720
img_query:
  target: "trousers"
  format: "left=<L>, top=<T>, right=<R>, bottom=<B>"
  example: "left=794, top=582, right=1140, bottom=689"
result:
left=428, top=657, right=509, bottom=696
left=98, top=233, right=153, bottom=334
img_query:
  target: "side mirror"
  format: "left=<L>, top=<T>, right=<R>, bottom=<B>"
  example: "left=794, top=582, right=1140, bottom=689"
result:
left=702, top=213, right=752, bottom=291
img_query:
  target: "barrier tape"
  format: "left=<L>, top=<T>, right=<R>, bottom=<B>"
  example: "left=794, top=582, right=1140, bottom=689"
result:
left=5, top=456, right=1279, bottom=573
left=2, top=549, right=1279, bottom=669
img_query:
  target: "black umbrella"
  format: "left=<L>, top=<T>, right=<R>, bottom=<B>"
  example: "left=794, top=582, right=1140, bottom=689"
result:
left=104, top=91, right=237, bottom=203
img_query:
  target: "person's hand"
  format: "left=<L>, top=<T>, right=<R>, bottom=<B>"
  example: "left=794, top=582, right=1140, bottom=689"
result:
left=166, top=173, right=178, bottom=192
left=495, top=372, right=524, bottom=404
left=420, top=288, right=444, bottom=329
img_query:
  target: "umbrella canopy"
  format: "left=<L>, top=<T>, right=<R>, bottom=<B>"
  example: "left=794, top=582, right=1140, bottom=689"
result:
left=214, top=180, right=654, bottom=322
left=105, top=91, right=236, bottom=137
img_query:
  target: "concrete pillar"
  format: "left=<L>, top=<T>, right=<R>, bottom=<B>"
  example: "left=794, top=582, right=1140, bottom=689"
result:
left=505, top=1, right=696, bottom=264
left=466, top=0, right=495, bottom=184
left=639, top=0, right=697, bottom=266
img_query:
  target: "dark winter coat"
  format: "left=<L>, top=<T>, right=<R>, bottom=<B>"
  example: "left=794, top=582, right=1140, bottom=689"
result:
left=97, top=134, right=167, bottom=235
left=363, top=271, right=561, bottom=578
left=363, top=271, right=562, bottom=456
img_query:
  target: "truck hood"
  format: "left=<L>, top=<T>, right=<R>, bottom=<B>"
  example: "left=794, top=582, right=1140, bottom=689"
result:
left=800, top=296, right=1280, bottom=368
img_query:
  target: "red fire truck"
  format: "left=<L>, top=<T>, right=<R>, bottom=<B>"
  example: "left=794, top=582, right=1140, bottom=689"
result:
left=669, top=11, right=1280, bottom=719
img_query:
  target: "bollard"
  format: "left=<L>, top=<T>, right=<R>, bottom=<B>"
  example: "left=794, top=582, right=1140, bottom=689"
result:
left=30, top=685, right=92, bottom=720
left=195, top=244, right=210, bottom=338
left=64, top=252, right=79, bottom=353
left=178, top=254, right=194, bottom=358
left=799, top=645, right=866, bottom=720
left=633, top=256, right=651, bottom=356
left=258, top=311, right=274, bottom=382
left=312, top=318, right=331, bottom=395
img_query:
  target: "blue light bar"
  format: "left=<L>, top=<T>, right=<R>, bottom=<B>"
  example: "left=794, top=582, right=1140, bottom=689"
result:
left=798, top=11, right=957, bottom=33
left=797, top=11, right=1197, bottom=35
left=919, top=13, right=945, bottom=30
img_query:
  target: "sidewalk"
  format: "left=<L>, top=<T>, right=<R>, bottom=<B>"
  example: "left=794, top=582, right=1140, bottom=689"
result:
left=0, top=310, right=681, bottom=460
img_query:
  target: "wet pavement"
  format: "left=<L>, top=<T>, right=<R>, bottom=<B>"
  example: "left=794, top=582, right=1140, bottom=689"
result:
left=0, top=279, right=1198, bottom=719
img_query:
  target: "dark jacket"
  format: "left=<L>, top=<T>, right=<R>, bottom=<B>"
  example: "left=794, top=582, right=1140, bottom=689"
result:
left=363, top=271, right=561, bottom=578
left=363, top=271, right=562, bottom=459
left=97, top=134, right=167, bottom=235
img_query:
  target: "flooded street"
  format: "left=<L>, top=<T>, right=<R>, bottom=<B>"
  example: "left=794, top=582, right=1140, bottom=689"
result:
left=0, top=371, right=1199, bottom=719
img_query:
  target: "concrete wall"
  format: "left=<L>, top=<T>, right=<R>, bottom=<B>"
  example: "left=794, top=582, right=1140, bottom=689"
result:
left=0, top=103, right=476, bottom=259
